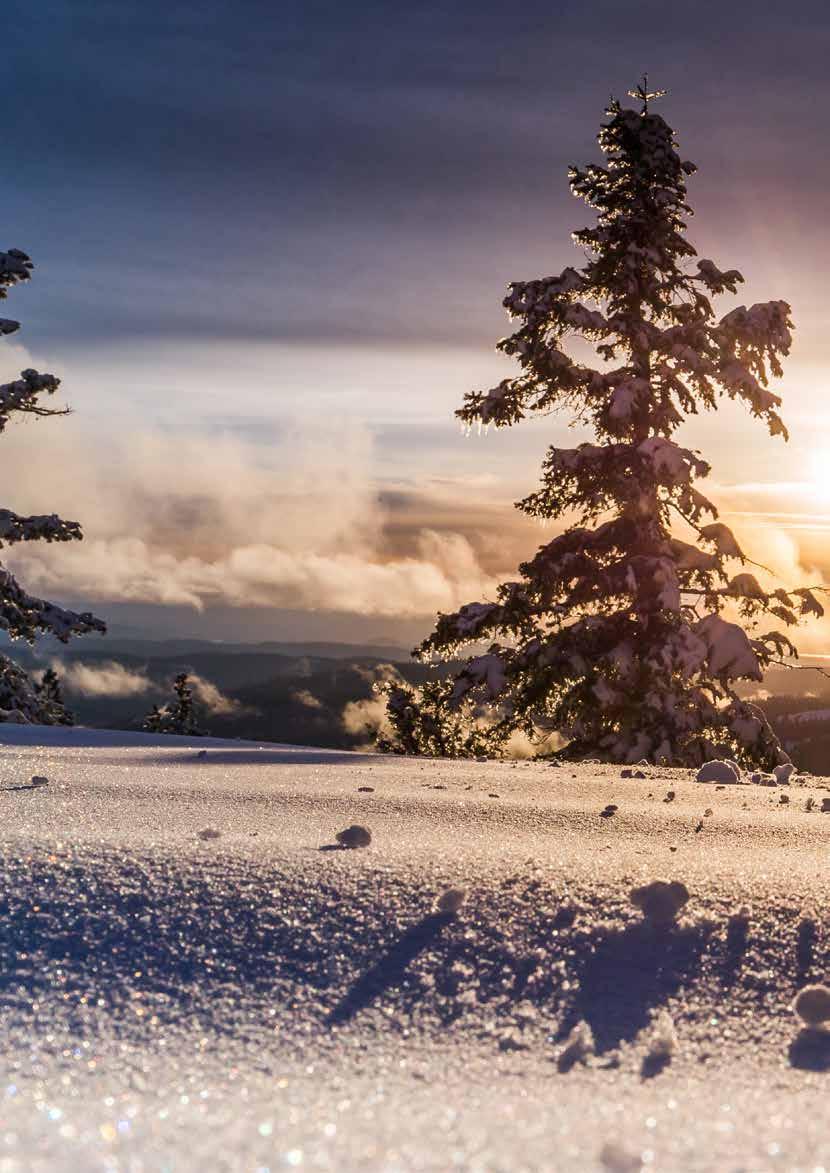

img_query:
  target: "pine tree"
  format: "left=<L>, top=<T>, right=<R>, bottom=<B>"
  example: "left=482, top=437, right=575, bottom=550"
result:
left=385, top=82, right=819, bottom=768
left=0, top=248, right=105, bottom=723
left=34, top=667, right=73, bottom=726
left=142, top=673, right=205, bottom=736
left=142, top=704, right=165, bottom=734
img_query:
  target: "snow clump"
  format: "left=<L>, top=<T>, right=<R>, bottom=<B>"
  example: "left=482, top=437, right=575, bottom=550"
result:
left=336, top=824, right=372, bottom=849
left=773, top=762, right=795, bottom=784
left=793, top=985, right=830, bottom=1028
left=696, top=760, right=741, bottom=784
left=646, top=1009, right=677, bottom=1062
left=436, top=887, right=466, bottom=914
left=630, top=880, right=690, bottom=926
left=556, top=1020, right=595, bottom=1071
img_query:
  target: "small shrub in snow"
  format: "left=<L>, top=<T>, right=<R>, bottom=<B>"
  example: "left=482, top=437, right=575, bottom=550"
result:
left=629, top=880, right=689, bottom=926
left=792, top=984, right=830, bottom=1028
left=696, top=760, right=740, bottom=784
left=436, top=887, right=466, bottom=914
left=335, top=824, right=372, bottom=849
left=557, top=1020, right=595, bottom=1071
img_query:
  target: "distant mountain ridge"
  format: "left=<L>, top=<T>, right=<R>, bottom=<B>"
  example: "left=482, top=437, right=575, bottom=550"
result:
left=0, top=633, right=414, bottom=664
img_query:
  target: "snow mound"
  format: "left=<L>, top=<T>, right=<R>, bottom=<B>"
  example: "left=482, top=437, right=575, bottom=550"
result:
left=629, top=880, right=689, bottom=926
left=436, top=888, right=466, bottom=914
left=696, top=759, right=741, bottom=784
left=793, top=985, right=830, bottom=1027
left=335, top=824, right=372, bottom=849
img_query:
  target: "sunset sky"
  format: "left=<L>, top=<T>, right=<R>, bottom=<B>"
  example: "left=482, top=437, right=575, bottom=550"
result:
left=5, top=0, right=830, bottom=648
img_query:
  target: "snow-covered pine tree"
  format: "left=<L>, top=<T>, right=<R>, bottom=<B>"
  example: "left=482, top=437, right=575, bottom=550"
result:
left=142, top=673, right=205, bottom=736
left=384, top=82, right=819, bottom=768
left=0, top=248, right=105, bottom=723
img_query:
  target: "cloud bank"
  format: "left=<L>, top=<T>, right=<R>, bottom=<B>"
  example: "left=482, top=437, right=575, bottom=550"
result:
left=0, top=378, right=503, bottom=618
left=3, top=340, right=830, bottom=653
left=54, top=660, right=152, bottom=698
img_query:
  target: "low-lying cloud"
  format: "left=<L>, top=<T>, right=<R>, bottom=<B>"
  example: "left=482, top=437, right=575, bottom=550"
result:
left=54, top=659, right=152, bottom=697
left=4, top=338, right=830, bottom=653
left=0, top=361, right=502, bottom=619
left=187, top=672, right=242, bottom=716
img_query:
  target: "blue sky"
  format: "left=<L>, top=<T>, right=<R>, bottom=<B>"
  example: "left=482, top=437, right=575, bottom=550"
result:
left=4, top=0, right=830, bottom=645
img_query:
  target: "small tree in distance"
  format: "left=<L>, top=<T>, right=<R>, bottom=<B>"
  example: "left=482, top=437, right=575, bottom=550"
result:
left=384, top=81, right=821, bottom=767
left=143, top=672, right=205, bottom=736
left=35, top=667, right=73, bottom=726
left=0, top=248, right=105, bottom=723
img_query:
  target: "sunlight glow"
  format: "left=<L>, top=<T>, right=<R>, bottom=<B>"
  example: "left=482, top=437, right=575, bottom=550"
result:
left=807, top=450, right=830, bottom=503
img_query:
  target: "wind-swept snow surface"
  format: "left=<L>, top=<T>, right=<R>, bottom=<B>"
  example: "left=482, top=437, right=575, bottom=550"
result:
left=0, top=733, right=829, bottom=1170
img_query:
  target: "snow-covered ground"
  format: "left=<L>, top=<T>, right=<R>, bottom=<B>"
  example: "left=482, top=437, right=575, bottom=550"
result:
left=0, top=729, right=829, bottom=1171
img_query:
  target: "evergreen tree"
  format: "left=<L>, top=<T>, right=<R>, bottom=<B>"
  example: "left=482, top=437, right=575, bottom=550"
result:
left=0, top=248, right=105, bottom=723
left=142, top=673, right=205, bottom=736
left=34, top=667, right=73, bottom=726
left=385, top=82, right=819, bottom=768
left=142, top=704, right=165, bottom=734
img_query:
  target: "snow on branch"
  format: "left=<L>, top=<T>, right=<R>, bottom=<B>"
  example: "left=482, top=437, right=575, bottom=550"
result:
left=0, top=566, right=105, bottom=644
left=694, top=259, right=743, bottom=294
left=0, top=509, right=84, bottom=546
left=0, top=369, right=64, bottom=431
left=502, top=267, right=586, bottom=319
left=0, top=249, right=33, bottom=299
left=693, top=614, right=762, bottom=680
left=698, top=522, right=744, bottom=561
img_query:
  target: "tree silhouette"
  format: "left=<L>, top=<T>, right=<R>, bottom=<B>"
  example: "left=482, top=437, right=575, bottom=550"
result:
left=34, top=667, right=73, bottom=726
left=143, top=673, right=205, bottom=736
left=384, top=85, right=817, bottom=767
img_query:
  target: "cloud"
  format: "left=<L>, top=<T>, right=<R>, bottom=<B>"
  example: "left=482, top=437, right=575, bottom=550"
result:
left=54, top=659, right=152, bottom=698
left=187, top=672, right=241, bottom=716
left=292, top=688, right=323, bottom=710
left=703, top=483, right=830, bottom=658
left=341, top=662, right=402, bottom=744
left=0, top=401, right=502, bottom=618
left=4, top=334, right=830, bottom=657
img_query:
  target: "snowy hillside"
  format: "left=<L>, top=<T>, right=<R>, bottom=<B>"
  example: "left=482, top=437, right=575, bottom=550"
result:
left=0, top=731, right=828, bottom=1170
